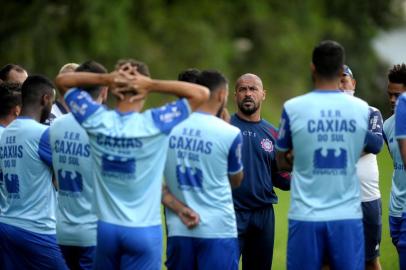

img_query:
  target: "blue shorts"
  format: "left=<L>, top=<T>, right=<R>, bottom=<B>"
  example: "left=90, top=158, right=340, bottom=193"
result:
left=166, top=236, right=239, bottom=270
left=361, top=199, right=382, bottom=261
left=94, top=221, right=162, bottom=270
left=390, top=213, right=406, bottom=270
left=0, top=222, right=67, bottom=270
left=287, top=219, right=364, bottom=270
left=59, top=245, right=95, bottom=270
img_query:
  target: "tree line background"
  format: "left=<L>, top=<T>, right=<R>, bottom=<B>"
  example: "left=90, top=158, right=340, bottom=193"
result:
left=1, top=0, right=405, bottom=118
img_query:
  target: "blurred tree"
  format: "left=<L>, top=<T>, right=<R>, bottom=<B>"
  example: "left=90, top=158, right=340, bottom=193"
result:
left=0, top=0, right=403, bottom=117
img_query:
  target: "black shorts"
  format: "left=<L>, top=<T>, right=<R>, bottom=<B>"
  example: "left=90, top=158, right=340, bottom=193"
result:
left=362, top=198, right=382, bottom=261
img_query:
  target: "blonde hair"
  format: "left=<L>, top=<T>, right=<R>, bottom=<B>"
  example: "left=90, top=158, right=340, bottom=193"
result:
left=59, top=63, right=79, bottom=74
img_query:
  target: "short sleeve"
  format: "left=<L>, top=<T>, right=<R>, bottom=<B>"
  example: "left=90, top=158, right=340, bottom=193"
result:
left=368, top=107, right=383, bottom=135
left=65, top=88, right=102, bottom=124
left=150, top=98, right=191, bottom=134
left=276, top=108, right=292, bottom=151
left=38, top=128, right=52, bottom=167
left=228, top=132, right=243, bottom=175
left=396, top=94, right=406, bottom=139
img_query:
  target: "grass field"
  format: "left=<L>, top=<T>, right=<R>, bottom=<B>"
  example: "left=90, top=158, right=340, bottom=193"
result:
left=160, top=145, right=398, bottom=270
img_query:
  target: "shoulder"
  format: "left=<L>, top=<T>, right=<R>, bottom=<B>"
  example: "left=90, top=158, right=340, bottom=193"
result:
left=260, top=119, right=279, bottom=138
left=368, top=106, right=381, bottom=113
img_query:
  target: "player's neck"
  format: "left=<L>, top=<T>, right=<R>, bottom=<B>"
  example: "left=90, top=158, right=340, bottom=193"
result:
left=314, top=78, right=340, bottom=91
left=116, top=100, right=143, bottom=113
left=236, top=110, right=261, bottom=122
left=197, top=103, right=217, bottom=116
left=19, top=107, right=42, bottom=122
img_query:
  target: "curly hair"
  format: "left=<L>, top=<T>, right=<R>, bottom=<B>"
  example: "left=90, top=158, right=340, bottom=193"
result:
left=388, top=63, right=406, bottom=85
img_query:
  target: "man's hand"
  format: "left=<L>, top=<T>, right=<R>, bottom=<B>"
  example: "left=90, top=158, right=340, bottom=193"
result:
left=110, top=70, right=152, bottom=102
left=178, top=206, right=200, bottom=229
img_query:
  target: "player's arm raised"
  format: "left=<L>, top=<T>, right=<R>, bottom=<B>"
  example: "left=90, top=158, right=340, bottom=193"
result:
left=55, top=71, right=126, bottom=96
left=121, top=71, right=210, bottom=111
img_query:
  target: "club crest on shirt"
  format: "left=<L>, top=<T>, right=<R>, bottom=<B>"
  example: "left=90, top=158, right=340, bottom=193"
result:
left=260, top=138, right=273, bottom=152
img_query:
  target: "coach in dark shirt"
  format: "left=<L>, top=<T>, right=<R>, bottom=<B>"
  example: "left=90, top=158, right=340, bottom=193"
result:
left=230, top=73, right=290, bottom=270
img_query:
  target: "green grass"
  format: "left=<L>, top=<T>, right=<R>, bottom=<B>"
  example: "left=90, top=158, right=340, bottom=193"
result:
left=160, top=147, right=398, bottom=269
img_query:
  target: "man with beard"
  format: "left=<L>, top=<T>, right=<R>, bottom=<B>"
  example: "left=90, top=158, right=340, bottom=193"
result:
left=230, top=73, right=290, bottom=270
left=164, top=70, right=243, bottom=270
left=0, top=75, right=67, bottom=269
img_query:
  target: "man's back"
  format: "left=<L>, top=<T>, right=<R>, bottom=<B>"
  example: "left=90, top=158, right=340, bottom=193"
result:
left=65, top=88, right=191, bottom=227
left=0, top=117, right=55, bottom=233
left=165, top=112, right=242, bottom=238
left=50, top=113, right=97, bottom=246
left=278, top=90, right=369, bottom=221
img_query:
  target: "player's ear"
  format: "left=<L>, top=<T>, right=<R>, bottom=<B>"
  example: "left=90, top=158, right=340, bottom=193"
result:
left=99, top=86, right=108, bottom=103
left=353, top=79, right=357, bottom=89
left=13, top=105, right=21, bottom=117
left=262, top=89, right=266, bottom=100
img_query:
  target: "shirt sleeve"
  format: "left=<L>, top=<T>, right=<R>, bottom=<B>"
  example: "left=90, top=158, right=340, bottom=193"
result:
left=38, top=128, right=52, bottom=167
left=64, top=88, right=102, bottom=124
left=396, top=94, right=406, bottom=139
left=227, top=132, right=243, bottom=175
left=150, top=98, right=191, bottom=134
left=276, top=108, right=292, bottom=151
left=368, top=107, right=383, bottom=135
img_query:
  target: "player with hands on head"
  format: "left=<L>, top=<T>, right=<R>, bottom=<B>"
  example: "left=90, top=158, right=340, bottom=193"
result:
left=55, top=58, right=209, bottom=270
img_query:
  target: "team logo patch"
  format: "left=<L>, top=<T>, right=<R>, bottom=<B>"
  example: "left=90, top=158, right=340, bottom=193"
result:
left=260, top=138, right=273, bottom=152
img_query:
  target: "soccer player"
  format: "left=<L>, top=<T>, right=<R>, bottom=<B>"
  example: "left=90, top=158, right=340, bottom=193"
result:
left=276, top=40, right=382, bottom=270
left=0, top=83, right=21, bottom=212
left=164, top=70, right=243, bottom=270
left=45, top=63, right=79, bottom=125
left=230, top=73, right=290, bottom=270
left=55, top=61, right=209, bottom=270
left=50, top=60, right=108, bottom=270
left=339, top=65, right=383, bottom=270
left=0, top=64, right=28, bottom=84
left=0, top=75, right=67, bottom=269
left=386, top=63, right=406, bottom=269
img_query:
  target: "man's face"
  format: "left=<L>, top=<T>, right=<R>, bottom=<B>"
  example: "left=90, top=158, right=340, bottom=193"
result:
left=40, top=89, right=56, bottom=123
left=339, top=74, right=355, bottom=91
left=7, top=69, right=28, bottom=84
left=235, top=77, right=265, bottom=116
left=387, top=82, right=406, bottom=114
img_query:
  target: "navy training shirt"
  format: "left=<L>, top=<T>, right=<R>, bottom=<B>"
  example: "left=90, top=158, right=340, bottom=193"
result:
left=231, top=114, right=290, bottom=211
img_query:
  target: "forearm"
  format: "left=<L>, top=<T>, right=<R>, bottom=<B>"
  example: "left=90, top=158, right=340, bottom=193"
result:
left=148, top=80, right=209, bottom=111
left=276, top=151, right=293, bottom=172
left=55, top=72, right=112, bottom=96
left=162, top=185, right=186, bottom=215
left=364, top=130, right=383, bottom=154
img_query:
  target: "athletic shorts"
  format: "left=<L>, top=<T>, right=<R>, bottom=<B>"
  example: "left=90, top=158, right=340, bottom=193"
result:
left=390, top=212, right=406, bottom=249
left=361, top=198, right=382, bottom=261
left=94, top=221, right=162, bottom=270
left=166, top=236, right=239, bottom=270
left=0, top=222, right=67, bottom=270
left=287, top=219, right=364, bottom=270
left=59, top=245, right=96, bottom=270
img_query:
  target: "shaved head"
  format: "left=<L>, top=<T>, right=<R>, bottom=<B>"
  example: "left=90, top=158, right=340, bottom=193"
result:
left=235, top=73, right=263, bottom=90
left=235, top=73, right=265, bottom=117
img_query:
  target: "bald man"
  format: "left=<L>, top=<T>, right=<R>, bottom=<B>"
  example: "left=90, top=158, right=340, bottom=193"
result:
left=230, top=74, right=290, bottom=270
